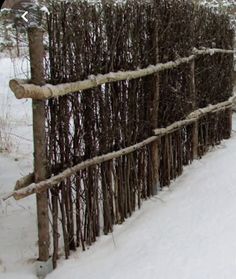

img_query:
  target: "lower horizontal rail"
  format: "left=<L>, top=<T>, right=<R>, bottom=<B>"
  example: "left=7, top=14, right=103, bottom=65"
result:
left=2, top=96, right=235, bottom=201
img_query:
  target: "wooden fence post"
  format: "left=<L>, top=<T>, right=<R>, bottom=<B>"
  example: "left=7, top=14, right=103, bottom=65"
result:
left=28, top=27, right=50, bottom=263
left=150, top=19, right=160, bottom=195
left=190, top=60, right=198, bottom=159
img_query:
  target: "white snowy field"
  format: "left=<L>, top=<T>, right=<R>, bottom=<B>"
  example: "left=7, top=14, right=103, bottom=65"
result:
left=1, top=57, right=236, bottom=279
left=0, top=57, right=36, bottom=279
left=46, top=117, right=236, bottom=279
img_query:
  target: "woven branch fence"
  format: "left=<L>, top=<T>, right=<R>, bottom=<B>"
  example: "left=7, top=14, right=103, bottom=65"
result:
left=7, top=0, right=235, bottom=270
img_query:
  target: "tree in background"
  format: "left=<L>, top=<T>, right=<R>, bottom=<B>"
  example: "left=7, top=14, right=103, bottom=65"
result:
left=0, top=0, right=48, bottom=57
left=194, top=0, right=236, bottom=28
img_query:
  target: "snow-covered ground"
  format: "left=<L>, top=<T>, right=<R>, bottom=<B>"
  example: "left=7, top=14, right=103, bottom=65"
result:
left=46, top=116, right=236, bottom=279
left=1, top=57, right=236, bottom=279
left=0, top=57, right=36, bottom=279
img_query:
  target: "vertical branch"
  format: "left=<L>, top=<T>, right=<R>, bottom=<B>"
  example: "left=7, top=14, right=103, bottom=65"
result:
left=225, top=108, right=232, bottom=139
left=150, top=16, right=160, bottom=195
left=28, top=27, right=50, bottom=262
left=190, top=60, right=198, bottom=159
left=51, top=190, right=59, bottom=269
left=59, top=187, right=70, bottom=259
left=75, top=174, right=85, bottom=251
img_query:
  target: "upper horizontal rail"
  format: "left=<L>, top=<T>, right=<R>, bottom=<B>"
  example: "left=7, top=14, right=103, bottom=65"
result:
left=9, top=48, right=235, bottom=100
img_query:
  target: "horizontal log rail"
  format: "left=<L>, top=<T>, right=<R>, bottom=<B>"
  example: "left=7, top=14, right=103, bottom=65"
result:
left=9, top=48, right=235, bottom=100
left=153, top=98, right=234, bottom=135
left=2, top=96, right=235, bottom=201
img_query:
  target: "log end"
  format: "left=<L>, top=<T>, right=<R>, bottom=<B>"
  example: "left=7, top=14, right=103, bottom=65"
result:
left=14, top=172, right=35, bottom=191
left=9, top=79, right=26, bottom=99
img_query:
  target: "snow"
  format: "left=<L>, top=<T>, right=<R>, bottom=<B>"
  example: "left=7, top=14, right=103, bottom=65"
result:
left=45, top=116, right=236, bottom=279
left=1, top=56, right=236, bottom=279
left=200, top=0, right=236, bottom=27
left=0, top=57, right=36, bottom=279
left=0, top=56, right=32, bottom=149
left=40, top=6, right=50, bottom=15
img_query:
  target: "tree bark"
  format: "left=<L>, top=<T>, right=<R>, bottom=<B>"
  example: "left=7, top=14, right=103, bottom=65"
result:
left=5, top=97, right=234, bottom=201
left=28, top=26, right=50, bottom=262
left=9, top=48, right=235, bottom=100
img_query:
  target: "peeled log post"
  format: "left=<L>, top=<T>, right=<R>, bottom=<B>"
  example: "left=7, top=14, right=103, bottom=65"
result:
left=28, top=27, right=50, bottom=262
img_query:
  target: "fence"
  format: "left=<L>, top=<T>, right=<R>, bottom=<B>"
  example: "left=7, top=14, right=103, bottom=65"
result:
left=4, top=0, right=236, bottom=272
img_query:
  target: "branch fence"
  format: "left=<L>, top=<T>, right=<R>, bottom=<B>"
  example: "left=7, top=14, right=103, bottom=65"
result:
left=4, top=0, right=236, bottom=270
